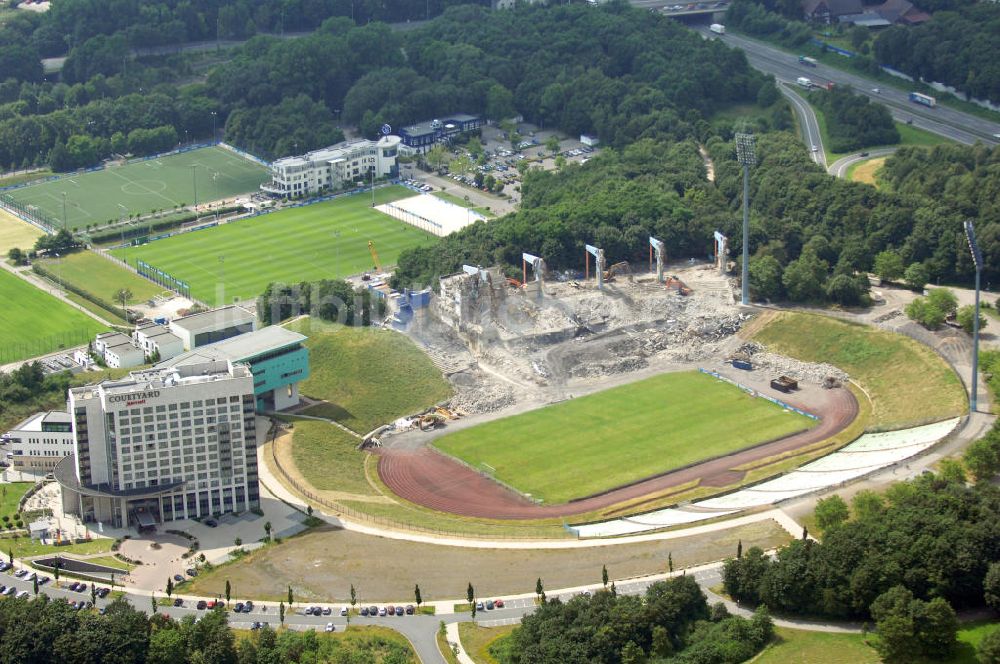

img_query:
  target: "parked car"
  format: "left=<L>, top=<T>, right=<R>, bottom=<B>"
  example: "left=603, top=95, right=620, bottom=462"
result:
left=392, top=606, right=401, bottom=616
left=206, top=600, right=217, bottom=609
left=378, top=607, right=387, bottom=617
left=243, top=601, right=254, bottom=613
left=77, top=583, right=89, bottom=593
left=16, top=590, right=29, bottom=599
left=325, top=622, right=335, bottom=632
left=486, top=600, right=495, bottom=610
left=322, top=607, right=331, bottom=616
left=14, top=569, right=27, bottom=578
left=173, top=598, right=184, bottom=607
left=495, top=599, right=505, bottom=608
left=173, top=574, right=184, bottom=583
left=405, top=605, right=414, bottom=615
left=360, top=607, right=370, bottom=616
left=97, top=587, right=110, bottom=598
left=186, top=568, right=197, bottom=577
left=234, top=603, right=245, bottom=613
left=37, top=577, right=49, bottom=585
left=2, top=587, right=15, bottom=596
left=67, top=581, right=79, bottom=591
left=340, top=606, right=349, bottom=616
left=204, top=519, right=218, bottom=528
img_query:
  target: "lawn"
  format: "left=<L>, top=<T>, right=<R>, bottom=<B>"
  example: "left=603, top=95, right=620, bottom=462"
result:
left=3, top=146, right=267, bottom=231
left=0, top=208, right=43, bottom=255
left=847, top=157, right=886, bottom=187
left=288, top=419, right=370, bottom=494
left=458, top=623, right=517, bottom=664
left=752, top=311, right=966, bottom=428
left=756, top=621, right=1000, bottom=664
left=434, top=371, right=814, bottom=504
left=39, top=250, right=162, bottom=305
left=0, top=535, right=114, bottom=559
left=0, top=483, right=31, bottom=520
left=0, top=268, right=107, bottom=363
left=0, top=170, right=52, bottom=189
left=82, top=555, right=135, bottom=571
left=111, top=186, right=435, bottom=305
left=288, top=318, right=452, bottom=434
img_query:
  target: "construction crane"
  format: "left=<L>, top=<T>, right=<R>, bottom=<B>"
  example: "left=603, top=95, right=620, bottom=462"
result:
left=585, top=244, right=606, bottom=290
left=713, top=231, right=728, bottom=275
left=649, top=236, right=665, bottom=283
left=368, top=240, right=382, bottom=273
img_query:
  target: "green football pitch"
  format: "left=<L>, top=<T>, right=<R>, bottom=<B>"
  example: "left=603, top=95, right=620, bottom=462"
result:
left=4, top=146, right=267, bottom=231
left=111, top=186, right=436, bottom=305
left=0, top=268, right=106, bottom=363
left=433, top=371, right=815, bottom=504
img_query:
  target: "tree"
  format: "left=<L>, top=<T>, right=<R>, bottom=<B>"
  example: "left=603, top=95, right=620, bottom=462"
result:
left=279, top=601, right=285, bottom=625
left=979, top=627, right=1000, bottom=664
left=147, top=629, right=186, bottom=664
left=737, top=540, right=743, bottom=559
left=825, top=273, right=865, bottom=306
left=984, top=562, right=1000, bottom=612
left=602, top=564, right=609, bottom=588
left=871, top=586, right=957, bottom=661
left=938, top=458, right=966, bottom=484
left=114, top=288, right=133, bottom=310
left=535, top=578, right=543, bottom=600
left=467, top=582, right=474, bottom=606
left=7, top=247, right=26, bottom=266
left=873, top=250, right=904, bottom=283
left=350, top=584, right=356, bottom=607
left=668, top=552, right=673, bottom=573
left=904, top=262, right=929, bottom=290
left=53, top=560, right=61, bottom=585
left=723, top=545, right=770, bottom=604
left=264, top=521, right=272, bottom=540
left=287, top=585, right=293, bottom=606
left=234, top=537, right=241, bottom=547
left=546, top=135, right=560, bottom=154
left=783, top=248, right=829, bottom=302
left=906, top=296, right=946, bottom=329
left=166, top=577, right=173, bottom=597
left=749, top=255, right=783, bottom=301
left=225, top=579, right=231, bottom=604
left=620, top=641, right=644, bottom=664
left=957, top=305, right=987, bottom=335
left=928, top=288, right=958, bottom=316
left=426, top=144, right=449, bottom=172
left=90, top=583, right=96, bottom=606
left=964, top=438, right=1000, bottom=482
left=415, top=584, right=422, bottom=607
left=814, top=494, right=850, bottom=531
left=32, top=575, right=38, bottom=596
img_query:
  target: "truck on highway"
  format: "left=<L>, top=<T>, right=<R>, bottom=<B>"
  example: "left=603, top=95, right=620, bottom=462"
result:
left=799, top=55, right=818, bottom=67
left=710, top=23, right=725, bottom=34
left=797, top=77, right=813, bottom=88
left=909, top=91, right=936, bottom=108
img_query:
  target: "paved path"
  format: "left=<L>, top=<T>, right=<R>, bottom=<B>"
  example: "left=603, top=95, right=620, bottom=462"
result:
left=779, top=82, right=826, bottom=167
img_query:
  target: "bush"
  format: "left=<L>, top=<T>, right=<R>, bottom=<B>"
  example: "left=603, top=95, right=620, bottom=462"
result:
left=927, top=288, right=958, bottom=316
left=905, top=297, right=945, bottom=329
left=957, top=305, right=987, bottom=335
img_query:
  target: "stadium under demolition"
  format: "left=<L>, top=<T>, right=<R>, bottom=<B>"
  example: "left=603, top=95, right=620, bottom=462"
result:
left=383, top=255, right=847, bottom=431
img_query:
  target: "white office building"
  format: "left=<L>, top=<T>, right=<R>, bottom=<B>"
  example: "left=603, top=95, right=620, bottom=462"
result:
left=55, top=360, right=260, bottom=529
left=168, top=305, right=257, bottom=351
left=133, top=323, right=184, bottom=362
left=260, top=136, right=400, bottom=198
left=94, top=332, right=145, bottom=369
left=5, top=411, right=74, bottom=473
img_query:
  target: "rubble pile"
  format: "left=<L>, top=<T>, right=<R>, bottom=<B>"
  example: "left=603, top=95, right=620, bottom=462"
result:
left=734, top=342, right=849, bottom=385
left=448, top=381, right=516, bottom=414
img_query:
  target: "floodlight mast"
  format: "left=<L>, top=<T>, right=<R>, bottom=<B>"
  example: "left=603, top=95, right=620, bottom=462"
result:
left=649, top=237, right=665, bottom=283
left=965, top=220, right=983, bottom=412
left=735, top=132, right=757, bottom=305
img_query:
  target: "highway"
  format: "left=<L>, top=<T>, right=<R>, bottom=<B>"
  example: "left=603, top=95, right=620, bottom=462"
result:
left=691, top=27, right=1000, bottom=146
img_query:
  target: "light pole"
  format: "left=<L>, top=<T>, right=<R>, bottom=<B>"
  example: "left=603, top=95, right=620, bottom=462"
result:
left=192, top=165, right=198, bottom=209
left=118, top=203, right=128, bottom=262
left=219, top=255, right=225, bottom=304
left=61, top=191, right=67, bottom=230
left=964, top=220, right=982, bottom=413
left=211, top=111, right=217, bottom=143
left=735, top=132, right=757, bottom=306
left=334, top=231, right=340, bottom=276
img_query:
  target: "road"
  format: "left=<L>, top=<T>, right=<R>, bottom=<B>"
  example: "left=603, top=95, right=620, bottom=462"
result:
left=694, top=28, right=1000, bottom=146
left=779, top=82, right=825, bottom=167
left=827, top=147, right=898, bottom=178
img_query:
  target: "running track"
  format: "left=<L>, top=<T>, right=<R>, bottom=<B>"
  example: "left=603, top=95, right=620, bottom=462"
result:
left=377, top=387, right=859, bottom=519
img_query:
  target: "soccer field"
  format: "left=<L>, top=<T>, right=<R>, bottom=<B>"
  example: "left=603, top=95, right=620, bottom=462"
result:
left=4, top=147, right=267, bottom=231
left=111, top=186, right=436, bottom=305
left=0, top=269, right=106, bottom=363
left=433, top=371, right=815, bottom=504
left=40, top=251, right=163, bottom=304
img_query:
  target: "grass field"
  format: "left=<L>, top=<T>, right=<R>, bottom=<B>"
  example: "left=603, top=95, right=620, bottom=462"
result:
left=290, top=318, right=452, bottom=434
left=752, top=311, right=966, bottom=428
left=0, top=535, right=113, bottom=559
left=848, top=157, right=887, bottom=186
left=235, top=626, right=418, bottom=662
left=289, top=419, right=371, bottom=494
left=4, top=146, right=267, bottom=231
left=40, top=251, right=163, bottom=305
left=0, top=483, right=31, bottom=520
left=434, top=371, right=814, bottom=504
left=0, top=268, right=106, bottom=363
left=756, top=621, right=1000, bottom=664
left=458, top=623, right=516, bottom=664
left=0, top=208, right=43, bottom=255
left=111, top=186, right=435, bottom=305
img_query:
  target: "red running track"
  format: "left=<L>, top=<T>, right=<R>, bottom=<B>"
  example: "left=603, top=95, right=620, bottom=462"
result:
left=377, top=387, right=859, bottom=520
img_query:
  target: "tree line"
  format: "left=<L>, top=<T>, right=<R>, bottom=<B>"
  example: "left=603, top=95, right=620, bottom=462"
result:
left=496, top=575, right=774, bottom=664
left=807, top=86, right=898, bottom=153
left=0, top=595, right=414, bottom=664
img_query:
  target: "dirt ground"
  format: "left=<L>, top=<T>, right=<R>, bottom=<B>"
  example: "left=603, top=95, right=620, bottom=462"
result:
left=850, top=157, right=886, bottom=187
left=0, top=208, right=43, bottom=254
left=186, top=519, right=790, bottom=602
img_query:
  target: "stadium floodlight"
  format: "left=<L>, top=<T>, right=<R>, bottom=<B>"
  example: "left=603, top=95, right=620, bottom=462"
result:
left=964, top=220, right=982, bottom=412
left=735, top=132, right=756, bottom=306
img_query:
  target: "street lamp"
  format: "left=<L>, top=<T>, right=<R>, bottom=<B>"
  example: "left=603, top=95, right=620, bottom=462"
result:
left=735, top=132, right=757, bottom=306
left=211, top=111, right=218, bottom=144
left=192, top=165, right=198, bottom=209
left=964, top=220, right=983, bottom=412
left=61, top=191, right=67, bottom=230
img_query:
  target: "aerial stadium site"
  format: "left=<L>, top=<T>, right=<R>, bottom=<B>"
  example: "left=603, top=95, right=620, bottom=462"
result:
left=2, top=146, right=267, bottom=230
left=111, top=185, right=437, bottom=305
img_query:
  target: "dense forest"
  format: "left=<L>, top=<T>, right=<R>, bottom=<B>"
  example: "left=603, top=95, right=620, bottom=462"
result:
left=495, top=575, right=774, bottom=664
left=393, top=132, right=1000, bottom=299
left=0, top=3, right=767, bottom=169
left=874, top=4, right=1000, bottom=105
left=807, top=86, right=898, bottom=153
left=0, top=596, right=415, bottom=663
left=722, top=457, right=1000, bottom=661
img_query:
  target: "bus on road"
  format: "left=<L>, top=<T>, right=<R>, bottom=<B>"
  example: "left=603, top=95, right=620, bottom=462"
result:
left=909, top=92, right=936, bottom=108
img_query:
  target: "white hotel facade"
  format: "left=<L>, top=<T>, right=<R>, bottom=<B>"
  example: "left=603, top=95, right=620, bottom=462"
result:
left=55, top=360, right=260, bottom=529
left=260, top=135, right=401, bottom=198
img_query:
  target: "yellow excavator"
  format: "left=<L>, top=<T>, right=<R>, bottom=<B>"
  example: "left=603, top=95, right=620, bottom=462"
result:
left=603, top=261, right=632, bottom=283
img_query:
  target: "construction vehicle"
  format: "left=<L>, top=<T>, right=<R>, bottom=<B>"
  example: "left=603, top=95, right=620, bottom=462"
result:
left=506, top=277, right=523, bottom=289
left=418, top=412, right=446, bottom=431
left=603, top=261, right=631, bottom=282
left=368, top=240, right=382, bottom=273
left=664, top=275, right=691, bottom=296
left=770, top=376, right=798, bottom=393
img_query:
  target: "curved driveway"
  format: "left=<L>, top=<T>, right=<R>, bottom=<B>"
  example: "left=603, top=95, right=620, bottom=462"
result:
left=779, top=82, right=826, bottom=167
left=828, top=147, right=898, bottom=178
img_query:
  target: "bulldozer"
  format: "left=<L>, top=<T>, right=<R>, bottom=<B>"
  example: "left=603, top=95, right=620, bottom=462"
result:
left=418, top=412, right=446, bottom=431
left=664, top=275, right=692, bottom=296
left=602, top=261, right=632, bottom=283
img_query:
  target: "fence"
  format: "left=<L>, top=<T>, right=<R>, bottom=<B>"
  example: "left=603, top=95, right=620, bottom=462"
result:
left=265, top=420, right=561, bottom=540
left=0, top=330, right=95, bottom=365
left=698, top=368, right=820, bottom=420
left=379, top=202, right=445, bottom=236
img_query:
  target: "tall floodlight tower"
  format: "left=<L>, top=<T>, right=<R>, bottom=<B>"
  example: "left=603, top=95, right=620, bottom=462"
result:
left=735, top=132, right=757, bottom=305
left=964, top=220, right=983, bottom=412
